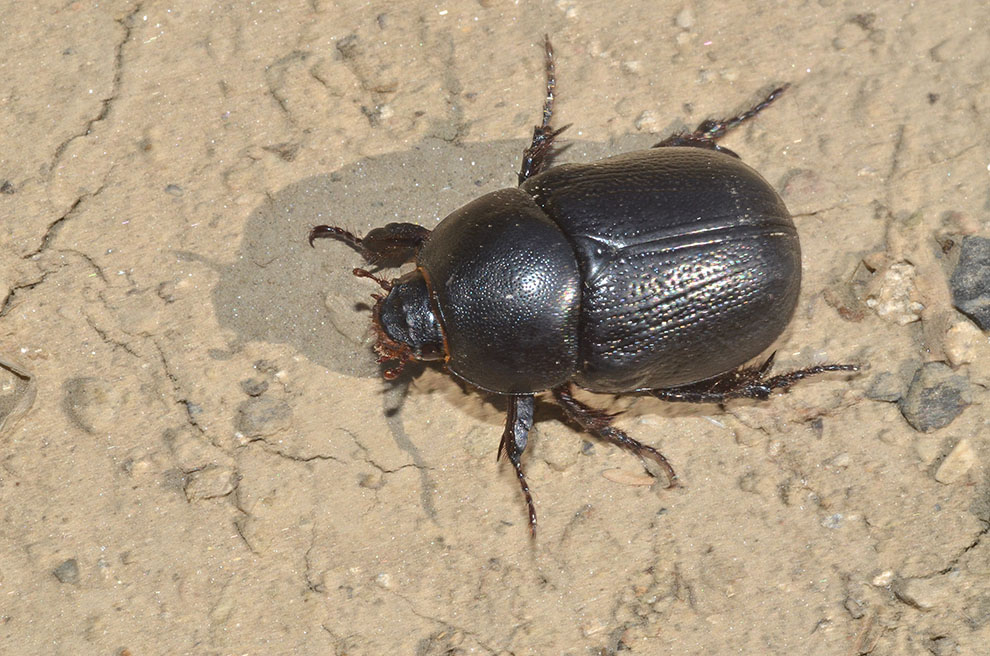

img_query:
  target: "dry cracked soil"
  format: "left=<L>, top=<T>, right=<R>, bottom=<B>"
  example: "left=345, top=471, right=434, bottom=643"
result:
left=2, top=1, right=989, bottom=654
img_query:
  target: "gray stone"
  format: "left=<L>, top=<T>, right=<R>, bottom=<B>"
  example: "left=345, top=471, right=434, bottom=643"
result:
left=53, top=558, right=80, bottom=585
left=934, top=438, right=976, bottom=484
left=184, top=465, right=237, bottom=500
left=235, top=397, right=292, bottom=437
left=898, top=362, right=972, bottom=432
left=240, top=377, right=269, bottom=397
left=892, top=576, right=947, bottom=610
left=867, top=371, right=907, bottom=402
left=951, top=236, right=990, bottom=330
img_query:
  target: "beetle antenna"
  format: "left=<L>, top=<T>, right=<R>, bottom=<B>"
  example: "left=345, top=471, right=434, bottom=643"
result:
left=353, top=268, right=393, bottom=291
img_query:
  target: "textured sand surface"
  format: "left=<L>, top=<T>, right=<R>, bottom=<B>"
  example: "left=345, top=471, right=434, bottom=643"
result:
left=2, top=1, right=989, bottom=654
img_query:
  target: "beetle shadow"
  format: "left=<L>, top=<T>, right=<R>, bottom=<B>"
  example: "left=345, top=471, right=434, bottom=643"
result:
left=209, top=133, right=779, bottom=523
left=209, top=136, right=659, bottom=518
left=212, top=135, right=654, bottom=378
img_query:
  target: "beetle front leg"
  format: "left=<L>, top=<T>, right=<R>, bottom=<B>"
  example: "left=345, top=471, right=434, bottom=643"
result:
left=552, top=384, right=678, bottom=487
left=517, top=35, right=570, bottom=184
left=653, top=84, right=790, bottom=156
left=308, top=222, right=430, bottom=267
left=497, top=394, right=538, bottom=535
left=648, top=353, right=859, bottom=404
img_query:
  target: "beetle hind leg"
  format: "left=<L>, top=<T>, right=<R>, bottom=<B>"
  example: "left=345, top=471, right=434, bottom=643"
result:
left=551, top=384, right=679, bottom=487
left=498, top=395, right=538, bottom=535
left=653, top=84, right=790, bottom=156
left=517, top=35, right=571, bottom=184
left=647, top=352, right=859, bottom=404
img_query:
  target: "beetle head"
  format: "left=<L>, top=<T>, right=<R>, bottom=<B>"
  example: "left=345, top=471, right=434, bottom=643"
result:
left=354, top=268, right=445, bottom=380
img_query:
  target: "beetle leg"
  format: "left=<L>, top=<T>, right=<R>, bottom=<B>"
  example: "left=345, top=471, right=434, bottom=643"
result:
left=308, top=222, right=430, bottom=267
left=497, top=394, right=538, bottom=535
left=647, top=353, right=859, bottom=404
left=518, top=35, right=571, bottom=184
left=551, top=384, right=679, bottom=487
left=653, top=84, right=790, bottom=156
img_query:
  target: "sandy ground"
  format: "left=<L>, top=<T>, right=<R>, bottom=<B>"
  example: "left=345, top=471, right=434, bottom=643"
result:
left=2, top=1, right=989, bottom=654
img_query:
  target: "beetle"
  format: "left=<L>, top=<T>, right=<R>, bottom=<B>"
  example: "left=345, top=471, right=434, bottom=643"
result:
left=310, top=37, right=856, bottom=533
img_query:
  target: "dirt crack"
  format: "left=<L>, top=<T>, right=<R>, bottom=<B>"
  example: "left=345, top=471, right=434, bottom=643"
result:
left=0, top=269, right=54, bottom=318
left=50, top=3, right=143, bottom=172
left=243, top=434, right=344, bottom=465
left=83, top=312, right=141, bottom=358
left=153, top=341, right=207, bottom=435
left=934, top=519, right=990, bottom=577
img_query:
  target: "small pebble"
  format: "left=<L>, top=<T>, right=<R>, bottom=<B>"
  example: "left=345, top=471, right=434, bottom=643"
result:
left=872, top=570, right=894, bottom=587
left=53, top=558, right=80, bottom=585
left=844, top=595, right=867, bottom=619
left=634, top=109, right=659, bottom=132
left=184, top=466, right=237, bottom=500
left=824, top=452, right=851, bottom=470
left=240, top=377, right=269, bottom=397
left=359, top=472, right=385, bottom=490
left=123, top=455, right=156, bottom=476
left=821, top=513, right=843, bottom=529
left=235, top=397, right=292, bottom=437
left=865, top=262, right=923, bottom=324
left=621, top=60, right=642, bottom=74
left=898, top=362, right=971, bottom=432
left=950, top=236, right=990, bottom=330
left=675, top=6, right=695, bottom=29
left=943, top=320, right=988, bottom=367
left=934, top=438, right=976, bottom=484
left=892, top=576, right=946, bottom=611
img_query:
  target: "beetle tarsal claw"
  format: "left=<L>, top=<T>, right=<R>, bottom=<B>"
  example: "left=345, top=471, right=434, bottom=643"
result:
left=648, top=358, right=860, bottom=404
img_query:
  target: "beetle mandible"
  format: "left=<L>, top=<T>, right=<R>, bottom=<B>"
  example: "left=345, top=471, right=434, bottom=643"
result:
left=310, top=37, right=857, bottom=534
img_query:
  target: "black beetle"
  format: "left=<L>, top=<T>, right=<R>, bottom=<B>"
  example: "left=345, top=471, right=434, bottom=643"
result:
left=310, top=38, right=856, bottom=533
